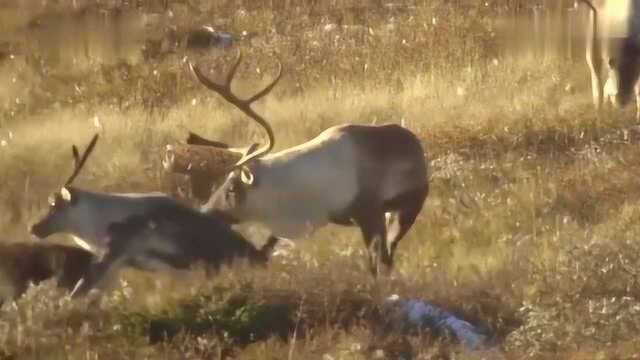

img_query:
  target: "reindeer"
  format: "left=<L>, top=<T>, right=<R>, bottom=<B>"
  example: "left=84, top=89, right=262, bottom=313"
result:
left=189, top=52, right=429, bottom=276
left=29, top=134, right=277, bottom=297
left=580, top=0, right=640, bottom=119
left=0, top=242, right=94, bottom=305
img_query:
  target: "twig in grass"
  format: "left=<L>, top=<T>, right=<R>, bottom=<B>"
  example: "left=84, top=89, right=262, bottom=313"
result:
left=288, top=294, right=305, bottom=360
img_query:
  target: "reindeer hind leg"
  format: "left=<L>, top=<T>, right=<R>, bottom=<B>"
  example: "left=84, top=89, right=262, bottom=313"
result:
left=384, top=185, right=428, bottom=269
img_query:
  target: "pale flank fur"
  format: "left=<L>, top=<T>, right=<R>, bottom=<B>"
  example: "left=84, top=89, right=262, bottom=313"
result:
left=241, top=126, right=359, bottom=238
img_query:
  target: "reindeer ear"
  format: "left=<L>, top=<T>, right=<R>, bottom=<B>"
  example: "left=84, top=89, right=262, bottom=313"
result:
left=60, top=187, right=72, bottom=202
left=240, top=166, right=255, bottom=185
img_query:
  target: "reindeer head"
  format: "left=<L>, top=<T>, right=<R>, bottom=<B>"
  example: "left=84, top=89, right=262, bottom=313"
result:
left=188, top=51, right=281, bottom=221
left=30, top=134, right=99, bottom=239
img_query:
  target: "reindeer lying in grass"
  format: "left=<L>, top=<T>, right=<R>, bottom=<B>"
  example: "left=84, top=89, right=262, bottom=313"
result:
left=0, top=242, right=94, bottom=305
left=29, top=134, right=277, bottom=297
left=189, top=52, right=429, bottom=276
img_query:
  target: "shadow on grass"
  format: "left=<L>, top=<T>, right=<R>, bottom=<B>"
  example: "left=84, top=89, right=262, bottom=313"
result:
left=119, top=283, right=523, bottom=357
left=122, top=289, right=295, bottom=346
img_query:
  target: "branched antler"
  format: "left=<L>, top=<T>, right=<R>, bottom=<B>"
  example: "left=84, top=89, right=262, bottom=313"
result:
left=189, top=50, right=282, bottom=168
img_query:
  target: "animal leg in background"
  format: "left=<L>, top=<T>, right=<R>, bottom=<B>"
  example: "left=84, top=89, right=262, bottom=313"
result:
left=635, top=81, right=640, bottom=121
left=585, top=1, right=603, bottom=112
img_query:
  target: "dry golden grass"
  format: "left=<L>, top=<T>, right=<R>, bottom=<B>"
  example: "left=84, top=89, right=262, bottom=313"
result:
left=1, top=1, right=640, bottom=359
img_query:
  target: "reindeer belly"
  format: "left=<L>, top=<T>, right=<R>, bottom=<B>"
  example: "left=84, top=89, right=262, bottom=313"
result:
left=260, top=183, right=357, bottom=238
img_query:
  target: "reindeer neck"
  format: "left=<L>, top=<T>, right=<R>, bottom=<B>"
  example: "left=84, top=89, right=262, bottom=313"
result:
left=64, top=187, right=173, bottom=250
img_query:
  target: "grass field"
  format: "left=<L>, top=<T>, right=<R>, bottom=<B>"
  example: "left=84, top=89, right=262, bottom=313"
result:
left=1, top=1, right=640, bottom=359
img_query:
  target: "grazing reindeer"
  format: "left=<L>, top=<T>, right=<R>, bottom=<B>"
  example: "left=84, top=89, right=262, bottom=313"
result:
left=580, top=0, right=640, bottom=119
left=190, top=53, right=429, bottom=275
left=29, top=134, right=277, bottom=297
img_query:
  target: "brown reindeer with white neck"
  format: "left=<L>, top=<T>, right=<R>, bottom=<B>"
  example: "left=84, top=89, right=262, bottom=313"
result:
left=191, top=52, right=430, bottom=276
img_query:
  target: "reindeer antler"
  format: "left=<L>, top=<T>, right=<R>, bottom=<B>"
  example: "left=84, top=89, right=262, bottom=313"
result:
left=65, top=133, right=99, bottom=186
left=189, top=50, right=282, bottom=168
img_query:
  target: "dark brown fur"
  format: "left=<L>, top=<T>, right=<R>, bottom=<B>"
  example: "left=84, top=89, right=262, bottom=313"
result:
left=185, top=133, right=235, bottom=202
left=0, top=242, right=94, bottom=303
left=71, top=204, right=278, bottom=297
left=329, top=124, right=429, bottom=273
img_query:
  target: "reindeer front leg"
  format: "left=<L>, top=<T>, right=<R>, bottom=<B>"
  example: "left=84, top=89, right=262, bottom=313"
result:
left=585, top=5, right=603, bottom=113
left=70, top=238, right=131, bottom=298
left=589, top=60, right=603, bottom=113
left=70, top=252, right=127, bottom=298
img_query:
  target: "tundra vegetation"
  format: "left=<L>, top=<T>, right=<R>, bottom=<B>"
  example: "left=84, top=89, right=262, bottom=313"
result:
left=0, top=0, right=639, bottom=359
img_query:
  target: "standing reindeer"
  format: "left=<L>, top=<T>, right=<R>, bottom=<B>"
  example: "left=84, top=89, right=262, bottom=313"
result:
left=30, top=134, right=277, bottom=297
left=189, top=52, right=429, bottom=275
left=579, top=0, right=640, bottom=119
